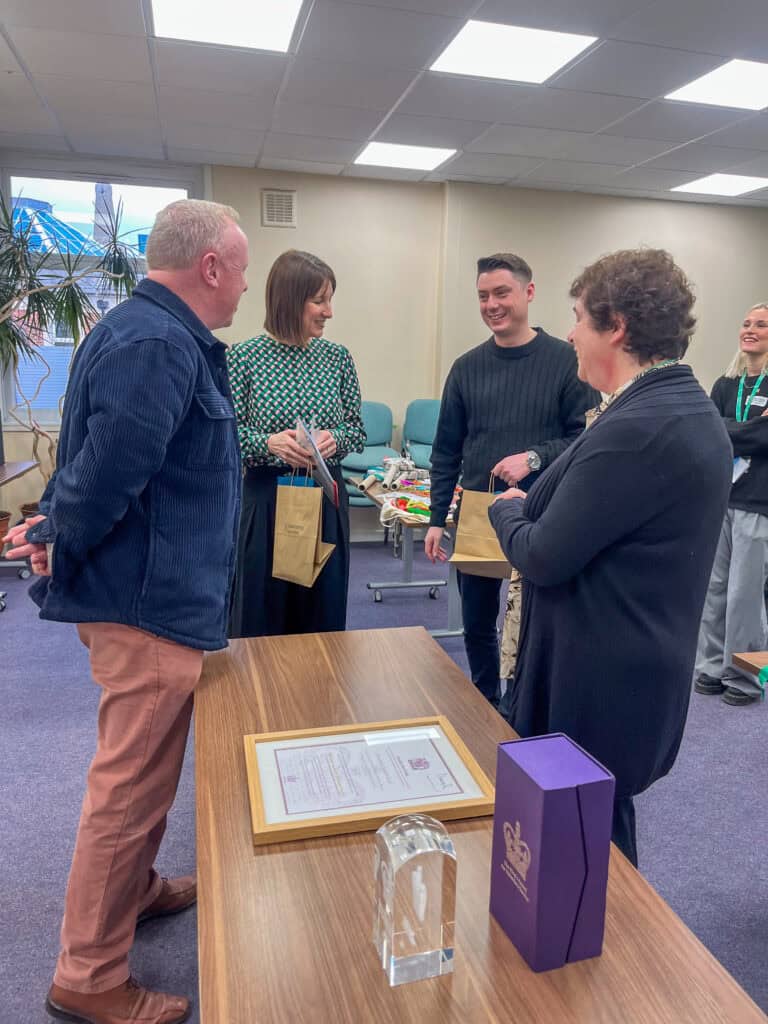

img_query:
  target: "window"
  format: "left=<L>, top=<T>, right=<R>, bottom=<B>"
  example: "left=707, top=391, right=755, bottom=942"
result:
left=2, top=175, right=188, bottom=427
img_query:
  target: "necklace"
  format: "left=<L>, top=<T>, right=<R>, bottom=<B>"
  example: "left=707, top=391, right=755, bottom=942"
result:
left=587, top=358, right=679, bottom=427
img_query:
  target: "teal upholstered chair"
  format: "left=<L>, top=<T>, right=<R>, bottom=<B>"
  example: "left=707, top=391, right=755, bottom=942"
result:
left=341, top=401, right=399, bottom=507
left=402, top=399, right=440, bottom=470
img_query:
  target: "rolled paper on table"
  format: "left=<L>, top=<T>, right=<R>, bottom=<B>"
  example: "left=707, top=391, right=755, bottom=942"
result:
left=359, top=474, right=378, bottom=491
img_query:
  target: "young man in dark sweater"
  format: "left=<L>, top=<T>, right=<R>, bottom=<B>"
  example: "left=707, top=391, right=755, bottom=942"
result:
left=425, top=252, right=598, bottom=705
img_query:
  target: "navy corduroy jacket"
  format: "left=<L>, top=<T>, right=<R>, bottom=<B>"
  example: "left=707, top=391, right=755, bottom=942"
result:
left=27, top=279, right=241, bottom=651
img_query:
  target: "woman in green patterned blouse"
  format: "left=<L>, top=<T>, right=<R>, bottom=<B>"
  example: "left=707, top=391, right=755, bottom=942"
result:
left=227, top=249, right=365, bottom=637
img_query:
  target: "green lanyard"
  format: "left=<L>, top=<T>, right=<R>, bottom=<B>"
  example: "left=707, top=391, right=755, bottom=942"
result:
left=736, top=371, right=766, bottom=422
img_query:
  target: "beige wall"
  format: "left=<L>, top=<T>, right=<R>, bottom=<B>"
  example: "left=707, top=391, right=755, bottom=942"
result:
left=211, top=167, right=444, bottom=439
left=440, top=182, right=768, bottom=392
left=1, top=430, right=51, bottom=518
left=211, top=166, right=768, bottom=411
left=4, top=170, right=767, bottom=517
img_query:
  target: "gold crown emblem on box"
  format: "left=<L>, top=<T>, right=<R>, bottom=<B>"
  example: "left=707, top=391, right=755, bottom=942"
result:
left=504, top=820, right=531, bottom=881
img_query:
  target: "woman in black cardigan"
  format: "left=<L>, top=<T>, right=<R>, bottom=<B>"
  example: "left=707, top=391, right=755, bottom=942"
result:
left=489, top=249, right=732, bottom=866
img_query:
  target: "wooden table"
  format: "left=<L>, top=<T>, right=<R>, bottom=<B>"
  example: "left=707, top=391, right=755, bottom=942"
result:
left=195, top=627, right=766, bottom=1024
left=732, top=651, right=768, bottom=675
left=0, top=459, right=38, bottom=488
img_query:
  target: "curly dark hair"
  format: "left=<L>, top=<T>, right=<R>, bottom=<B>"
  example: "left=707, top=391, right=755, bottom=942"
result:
left=569, top=248, right=696, bottom=362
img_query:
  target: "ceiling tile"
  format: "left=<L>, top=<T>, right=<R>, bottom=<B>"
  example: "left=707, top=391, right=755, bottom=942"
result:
left=557, top=133, right=674, bottom=164
left=271, top=102, right=383, bottom=141
left=58, top=110, right=161, bottom=141
left=608, top=0, right=768, bottom=60
left=261, top=133, right=361, bottom=164
left=602, top=101, right=752, bottom=143
left=705, top=114, right=768, bottom=151
left=350, top=0, right=475, bottom=14
left=258, top=157, right=345, bottom=175
left=343, top=165, right=428, bottom=180
left=520, top=160, right=628, bottom=185
left=551, top=41, right=724, bottom=99
left=377, top=113, right=490, bottom=148
left=154, top=40, right=287, bottom=94
left=298, top=0, right=462, bottom=70
left=474, top=0, right=646, bottom=35
left=719, top=153, right=768, bottom=176
left=442, top=152, right=542, bottom=178
left=612, top=166, right=698, bottom=189
left=398, top=74, right=536, bottom=121
left=0, top=34, right=21, bottom=72
left=38, top=76, right=158, bottom=120
left=158, top=87, right=274, bottom=131
left=466, top=124, right=588, bottom=158
left=1, top=0, right=146, bottom=35
left=430, top=173, right=508, bottom=184
left=166, top=148, right=256, bottom=167
left=70, top=136, right=165, bottom=160
left=280, top=56, right=416, bottom=111
left=10, top=27, right=152, bottom=81
left=0, top=70, right=44, bottom=104
left=501, top=88, right=645, bottom=132
left=647, top=142, right=765, bottom=172
left=0, top=98, right=56, bottom=134
left=164, top=121, right=264, bottom=155
left=0, top=130, right=70, bottom=152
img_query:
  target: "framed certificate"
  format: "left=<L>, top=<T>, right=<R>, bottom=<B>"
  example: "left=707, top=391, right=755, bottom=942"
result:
left=243, top=716, right=495, bottom=846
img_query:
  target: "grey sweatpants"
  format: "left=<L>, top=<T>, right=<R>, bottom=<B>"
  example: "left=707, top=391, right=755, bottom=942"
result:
left=695, top=508, right=768, bottom=696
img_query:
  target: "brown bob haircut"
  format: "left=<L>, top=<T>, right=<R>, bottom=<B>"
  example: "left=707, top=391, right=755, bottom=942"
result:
left=264, top=249, right=336, bottom=344
left=570, top=248, right=696, bottom=362
left=477, top=252, right=532, bottom=285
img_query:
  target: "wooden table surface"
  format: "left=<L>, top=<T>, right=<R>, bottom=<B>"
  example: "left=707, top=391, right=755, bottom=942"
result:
left=195, top=626, right=766, bottom=1024
left=732, top=651, right=768, bottom=675
left=0, top=460, right=38, bottom=488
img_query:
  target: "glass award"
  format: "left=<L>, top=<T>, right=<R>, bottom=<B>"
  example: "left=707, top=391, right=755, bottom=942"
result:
left=373, top=813, right=457, bottom=986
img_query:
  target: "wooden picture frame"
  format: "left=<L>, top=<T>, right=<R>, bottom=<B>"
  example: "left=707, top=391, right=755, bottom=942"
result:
left=243, top=715, right=495, bottom=846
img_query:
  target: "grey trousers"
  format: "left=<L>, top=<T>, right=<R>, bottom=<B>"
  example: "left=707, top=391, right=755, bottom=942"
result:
left=695, top=508, right=768, bottom=696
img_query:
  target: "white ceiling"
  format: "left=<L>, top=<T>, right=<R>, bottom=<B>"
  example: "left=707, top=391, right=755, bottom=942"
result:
left=1, top=0, right=768, bottom=205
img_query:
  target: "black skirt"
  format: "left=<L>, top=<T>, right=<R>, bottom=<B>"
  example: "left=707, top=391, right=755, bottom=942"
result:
left=229, top=464, right=350, bottom=638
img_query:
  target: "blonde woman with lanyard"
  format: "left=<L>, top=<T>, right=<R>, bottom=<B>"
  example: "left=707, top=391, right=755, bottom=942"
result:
left=695, top=303, right=768, bottom=706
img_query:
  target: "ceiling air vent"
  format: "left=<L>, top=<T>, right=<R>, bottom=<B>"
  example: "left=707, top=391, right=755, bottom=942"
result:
left=261, top=188, right=297, bottom=228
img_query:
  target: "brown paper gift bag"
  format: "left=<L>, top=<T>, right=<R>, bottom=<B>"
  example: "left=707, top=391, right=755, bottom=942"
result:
left=272, top=481, right=335, bottom=588
left=449, top=477, right=512, bottom=580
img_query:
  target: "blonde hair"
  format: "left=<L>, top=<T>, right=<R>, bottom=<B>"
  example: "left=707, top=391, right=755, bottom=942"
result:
left=724, top=302, right=768, bottom=377
left=145, top=198, right=240, bottom=271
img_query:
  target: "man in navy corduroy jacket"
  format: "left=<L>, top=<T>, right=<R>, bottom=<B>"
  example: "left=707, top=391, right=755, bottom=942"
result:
left=5, top=198, right=248, bottom=1024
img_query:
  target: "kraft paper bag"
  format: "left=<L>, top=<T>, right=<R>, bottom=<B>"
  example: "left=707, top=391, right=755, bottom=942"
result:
left=272, top=482, right=335, bottom=588
left=449, top=478, right=512, bottom=580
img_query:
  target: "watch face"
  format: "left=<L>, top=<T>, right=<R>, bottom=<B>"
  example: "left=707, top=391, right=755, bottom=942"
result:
left=527, top=452, right=541, bottom=470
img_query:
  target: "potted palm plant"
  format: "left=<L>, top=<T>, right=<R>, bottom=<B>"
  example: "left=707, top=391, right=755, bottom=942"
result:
left=0, top=188, right=141, bottom=470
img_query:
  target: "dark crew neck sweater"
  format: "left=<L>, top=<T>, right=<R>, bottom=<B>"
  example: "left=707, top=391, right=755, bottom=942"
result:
left=429, top=328, right=599, bottom=526
left=711, top=373, right=768, bottom=516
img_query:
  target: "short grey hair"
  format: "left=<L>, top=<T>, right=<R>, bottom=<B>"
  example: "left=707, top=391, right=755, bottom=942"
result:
left=146, top=198, right=241, bottom=270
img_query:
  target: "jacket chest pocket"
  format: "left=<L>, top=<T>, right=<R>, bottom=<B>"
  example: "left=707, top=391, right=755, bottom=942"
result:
left=182, top=387, right=237, bottom=468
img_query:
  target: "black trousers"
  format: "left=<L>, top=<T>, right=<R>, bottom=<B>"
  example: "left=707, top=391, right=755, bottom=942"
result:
left=456, top=570, right=502, bottom=703
left=612, top=796, right=638, bottom=867
left=229, top=465, right=350, bottom=638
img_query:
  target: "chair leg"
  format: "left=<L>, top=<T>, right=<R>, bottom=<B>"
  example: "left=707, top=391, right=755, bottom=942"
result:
left=383, top=526, right=389, bottom=546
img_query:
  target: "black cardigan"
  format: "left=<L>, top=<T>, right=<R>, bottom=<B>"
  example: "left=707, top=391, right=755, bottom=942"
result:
left=489, top=365, right=731, bottom=798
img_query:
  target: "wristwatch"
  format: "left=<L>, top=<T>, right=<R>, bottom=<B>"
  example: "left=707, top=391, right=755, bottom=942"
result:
left=526, top=450, right=542, bottom=472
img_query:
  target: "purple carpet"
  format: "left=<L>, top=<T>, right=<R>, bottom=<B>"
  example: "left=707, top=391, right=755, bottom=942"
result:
left=0, top=541, right=765, bottom=1021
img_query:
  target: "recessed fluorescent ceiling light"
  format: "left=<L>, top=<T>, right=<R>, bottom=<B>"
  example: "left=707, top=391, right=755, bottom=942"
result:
left=665, top=59, right=768, bottom=110
left=151, top=0, right=303, bottom=52
left=355, top=142, right=456, bottom=171
left=431, top=21, right=596, bottom=84
left=672, top=173, right=768, bottom=196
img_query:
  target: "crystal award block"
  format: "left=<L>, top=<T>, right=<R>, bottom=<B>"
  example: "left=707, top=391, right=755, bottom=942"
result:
left=373, top=813, right=457, bottom=986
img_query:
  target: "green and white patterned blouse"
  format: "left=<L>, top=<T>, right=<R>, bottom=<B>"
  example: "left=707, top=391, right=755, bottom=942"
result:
left=227, top=333, right=366, bottom=467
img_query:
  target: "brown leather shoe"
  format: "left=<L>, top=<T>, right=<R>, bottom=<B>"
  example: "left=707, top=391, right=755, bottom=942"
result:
left=46, top=977, right=190, bottom=1024
left=137, top=875, right=196, bottom=925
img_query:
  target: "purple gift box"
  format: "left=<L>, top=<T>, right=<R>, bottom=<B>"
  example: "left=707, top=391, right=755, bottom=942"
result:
left=489, top=733, right=615, bottom=972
